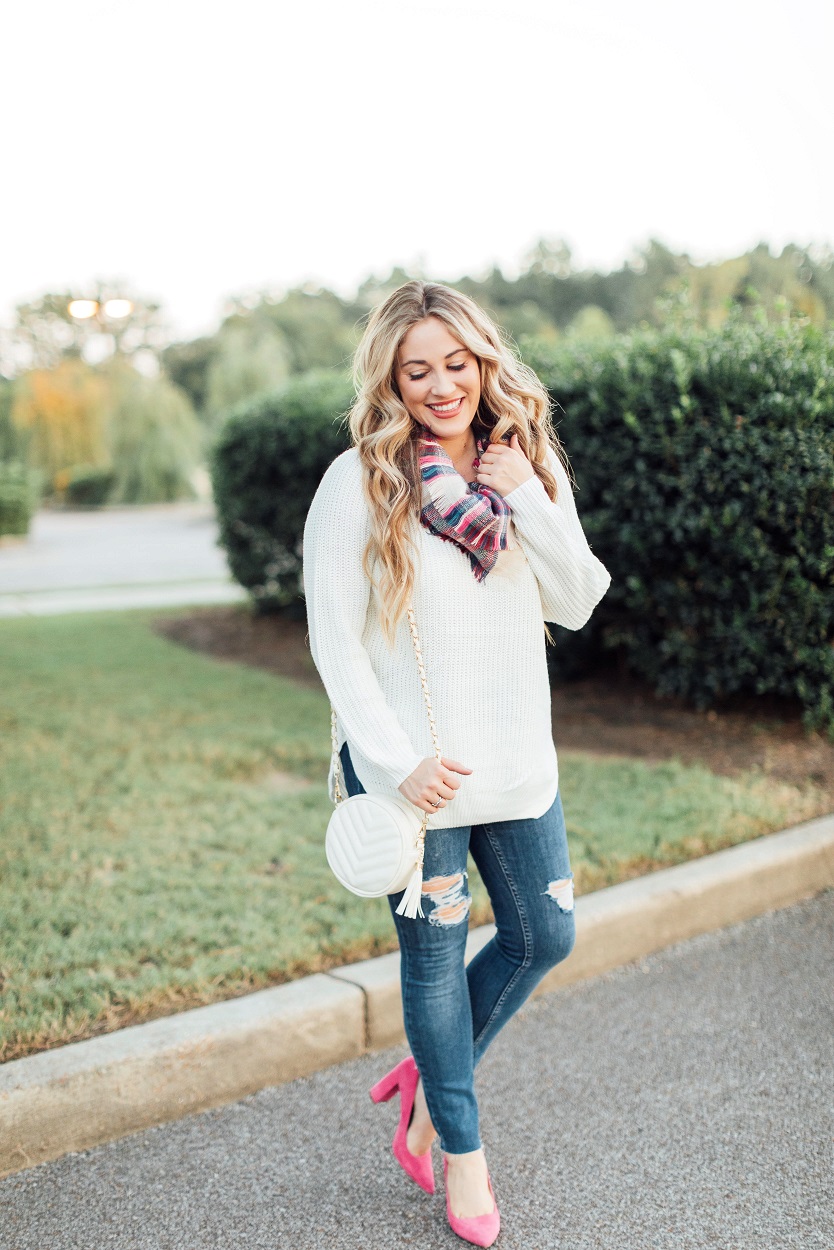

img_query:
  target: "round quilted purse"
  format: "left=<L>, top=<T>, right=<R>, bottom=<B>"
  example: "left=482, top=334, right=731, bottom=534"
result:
left=325, top=605, right=441, bottom=920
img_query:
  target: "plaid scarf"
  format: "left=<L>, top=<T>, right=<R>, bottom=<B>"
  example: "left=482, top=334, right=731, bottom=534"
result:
left=418, top=434, right=514, bottom=582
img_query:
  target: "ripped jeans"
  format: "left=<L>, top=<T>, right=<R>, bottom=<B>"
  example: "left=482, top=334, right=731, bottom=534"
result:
left=339, top=741, right=576, bottom=1155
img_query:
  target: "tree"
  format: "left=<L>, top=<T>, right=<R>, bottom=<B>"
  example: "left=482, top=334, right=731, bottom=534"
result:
left=11, top=360, right=110, bottom=486
left=104, top=362, right=202, bottom=504
left=10, top=282, right=168, bottom=372
left=161, top=336, right=218, bottom=417
left=203, top=319, right=291, bottom=427
left=521, top=237, right=573, bottom=279
left=565, top=305, right=615, bottom=340
left=254, top=288, right=361, bottom=374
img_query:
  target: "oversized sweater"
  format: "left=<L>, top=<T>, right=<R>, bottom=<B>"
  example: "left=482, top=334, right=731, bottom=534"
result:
left=302, top=442, right=612, bottom=828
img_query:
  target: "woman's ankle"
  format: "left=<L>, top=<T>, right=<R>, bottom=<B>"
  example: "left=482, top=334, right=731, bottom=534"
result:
left=406, top=1111, right=437, bottom=1156
left=444, top=1148, right=495, bottom=1218
left=406, top=1077, right=437, bottom=1154
left=444, top=1147, right=486, bottom=1166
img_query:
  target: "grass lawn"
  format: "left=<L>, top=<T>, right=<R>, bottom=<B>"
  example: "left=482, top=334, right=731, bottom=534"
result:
left=1, top=609, right=828, bottom=1063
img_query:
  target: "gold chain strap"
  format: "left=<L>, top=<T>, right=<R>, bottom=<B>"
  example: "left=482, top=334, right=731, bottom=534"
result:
left=329, top=605, right=442, bottom=868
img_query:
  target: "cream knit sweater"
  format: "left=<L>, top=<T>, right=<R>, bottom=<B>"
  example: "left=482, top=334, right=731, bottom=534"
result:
left=302, top=443, right=611, bottom=828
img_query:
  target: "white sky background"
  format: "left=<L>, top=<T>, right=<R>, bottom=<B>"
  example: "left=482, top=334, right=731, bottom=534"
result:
left=2, top=0, right=832, bottom=341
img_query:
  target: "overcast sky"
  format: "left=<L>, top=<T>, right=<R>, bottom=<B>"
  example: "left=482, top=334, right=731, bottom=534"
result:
left=3, top=0, right=832, bottom=342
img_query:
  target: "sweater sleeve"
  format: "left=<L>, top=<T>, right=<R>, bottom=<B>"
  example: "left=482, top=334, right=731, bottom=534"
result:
left=503, top=445, right=611, bottom=629
left=302, top=451, right=426, bottom=788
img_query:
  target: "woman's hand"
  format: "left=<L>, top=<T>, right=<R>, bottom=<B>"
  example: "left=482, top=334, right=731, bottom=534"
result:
left=475, top=432, right=535, bottom=496
left=398, top=756, right=473, bottom=814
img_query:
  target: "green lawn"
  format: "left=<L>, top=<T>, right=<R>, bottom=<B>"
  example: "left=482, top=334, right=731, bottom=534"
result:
left=0, top=610, right=827, bottom=1062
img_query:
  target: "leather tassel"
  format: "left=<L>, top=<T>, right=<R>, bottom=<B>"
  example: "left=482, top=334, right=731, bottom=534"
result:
left=395, top=863, right=425, bottom=919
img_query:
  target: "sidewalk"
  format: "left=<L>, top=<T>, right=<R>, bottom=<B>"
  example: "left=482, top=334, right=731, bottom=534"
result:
left=0, top=504, right=246, bottom=615
left=1, top=892, right=830, bottom=1250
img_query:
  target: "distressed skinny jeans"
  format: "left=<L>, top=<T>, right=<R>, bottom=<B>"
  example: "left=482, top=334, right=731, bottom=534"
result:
left=339, top=741, right=576, bottom=1155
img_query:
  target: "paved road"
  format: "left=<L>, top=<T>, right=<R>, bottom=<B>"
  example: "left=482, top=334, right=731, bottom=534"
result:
left=0, top=504, right=246, bottom=615
left=2, top=894, right=832, bottom=1250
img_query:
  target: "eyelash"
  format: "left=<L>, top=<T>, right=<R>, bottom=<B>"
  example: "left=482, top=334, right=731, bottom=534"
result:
left=408, top=364, right=467, bottom=381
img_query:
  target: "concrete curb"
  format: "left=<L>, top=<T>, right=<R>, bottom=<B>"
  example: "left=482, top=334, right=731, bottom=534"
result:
left=0, top=975, right=364, bottom=1179
left=0, top=580, right=247, bottom=618
left=2, top=814, right=833, bottom=1178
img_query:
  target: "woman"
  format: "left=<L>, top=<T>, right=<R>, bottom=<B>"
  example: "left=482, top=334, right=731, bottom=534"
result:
left=302, top=281, right=611, bottom=1247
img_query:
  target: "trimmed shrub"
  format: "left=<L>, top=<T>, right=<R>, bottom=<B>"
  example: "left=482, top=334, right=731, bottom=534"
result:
left=212, top=320, right=833, bottom=736
left=211, top=370, right=353, bottom=610
left=0, top=461, right=40, bottom=537
left=58, top=464, right=116, bottom=507
left=532, top=313, right=834, bottom=736
left=0, top=378, right=20, bottom=461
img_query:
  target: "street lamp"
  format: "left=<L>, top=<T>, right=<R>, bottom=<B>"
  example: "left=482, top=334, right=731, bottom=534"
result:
left=67, top=296, right=135, bottom=358
left=102, top=299, right=133, bottom=319
left=67, top=299, right=99, bottom=319
left=67, top=298, right=134, bottom=321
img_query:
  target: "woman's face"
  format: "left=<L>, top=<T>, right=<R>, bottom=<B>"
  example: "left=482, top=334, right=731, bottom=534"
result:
left=394, top=316, right=481, bottom=441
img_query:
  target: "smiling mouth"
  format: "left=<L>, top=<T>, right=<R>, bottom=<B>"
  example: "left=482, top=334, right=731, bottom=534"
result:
left=425, top=397, right=465, bottom=416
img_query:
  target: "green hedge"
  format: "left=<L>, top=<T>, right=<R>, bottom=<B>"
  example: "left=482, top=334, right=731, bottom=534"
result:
left=0, top=461, right=40, bottom=537
left=63, top=464, right=116, bottom=507
left=212, top=319, right=834, bottom=735
left=531, top=313, right=834, bottom=736
left=210, top=371, right=353, bottom=611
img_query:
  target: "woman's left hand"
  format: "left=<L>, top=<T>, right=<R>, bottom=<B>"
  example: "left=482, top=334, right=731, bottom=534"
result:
left=475, top=432, right=536, bottom=497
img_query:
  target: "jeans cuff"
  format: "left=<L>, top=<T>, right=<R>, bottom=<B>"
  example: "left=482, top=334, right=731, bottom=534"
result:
left=439, top=1134, right=483, bottom=1155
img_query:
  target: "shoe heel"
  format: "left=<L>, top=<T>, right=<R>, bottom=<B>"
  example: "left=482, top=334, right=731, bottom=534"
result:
left=370, top=1055, right=435, bottom=1195
left=369, top=1070, right=400, bottom=1104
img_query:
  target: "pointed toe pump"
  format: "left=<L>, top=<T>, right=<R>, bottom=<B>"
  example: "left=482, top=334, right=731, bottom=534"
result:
left=369, top=1055, right=435, bottom=1194
left=443, top=1157, right=501, bottom=1248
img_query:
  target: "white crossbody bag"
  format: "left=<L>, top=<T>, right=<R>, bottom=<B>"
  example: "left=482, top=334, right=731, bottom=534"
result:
left=324, top=605, right=441, bottom=920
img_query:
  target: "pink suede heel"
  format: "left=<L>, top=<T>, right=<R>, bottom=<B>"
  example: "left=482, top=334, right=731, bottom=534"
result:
left=369, top=1055, right=435, bottom=1194
left=443, top=1156, right=501, bottom=1248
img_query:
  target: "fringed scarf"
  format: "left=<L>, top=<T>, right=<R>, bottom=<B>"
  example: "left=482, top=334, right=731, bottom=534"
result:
left=418, top=434, right=514, bottom=582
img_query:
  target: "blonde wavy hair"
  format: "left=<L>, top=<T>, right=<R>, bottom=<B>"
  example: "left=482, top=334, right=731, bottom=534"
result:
left=347, top=280, right=569, bottom=645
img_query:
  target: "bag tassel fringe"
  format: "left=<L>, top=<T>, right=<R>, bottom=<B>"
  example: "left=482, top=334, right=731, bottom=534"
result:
left=395, top=863, right=425, bottom=919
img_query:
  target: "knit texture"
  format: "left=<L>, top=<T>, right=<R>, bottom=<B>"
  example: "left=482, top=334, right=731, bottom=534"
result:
left=302, top=443, right=612, bottom=828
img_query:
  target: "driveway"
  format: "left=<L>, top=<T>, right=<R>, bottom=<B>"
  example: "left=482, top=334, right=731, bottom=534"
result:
left=1, top=892, right=830, bottom=1249
left=0, top=504, right=246, bottom=615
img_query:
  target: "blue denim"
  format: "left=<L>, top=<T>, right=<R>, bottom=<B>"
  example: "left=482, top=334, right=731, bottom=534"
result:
left=339, top=740, right=576, bottom=1155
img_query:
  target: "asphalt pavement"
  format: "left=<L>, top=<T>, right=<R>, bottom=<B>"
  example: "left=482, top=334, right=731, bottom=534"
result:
left=0, top=504, right=246, bottom=615
left=1, top=893, right=831, bottom=1250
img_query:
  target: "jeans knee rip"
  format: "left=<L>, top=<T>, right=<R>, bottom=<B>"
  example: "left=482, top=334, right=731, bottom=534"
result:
left=544, top=874, right=574, bottom=912
left=422, top=871, right=471, bottom=927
